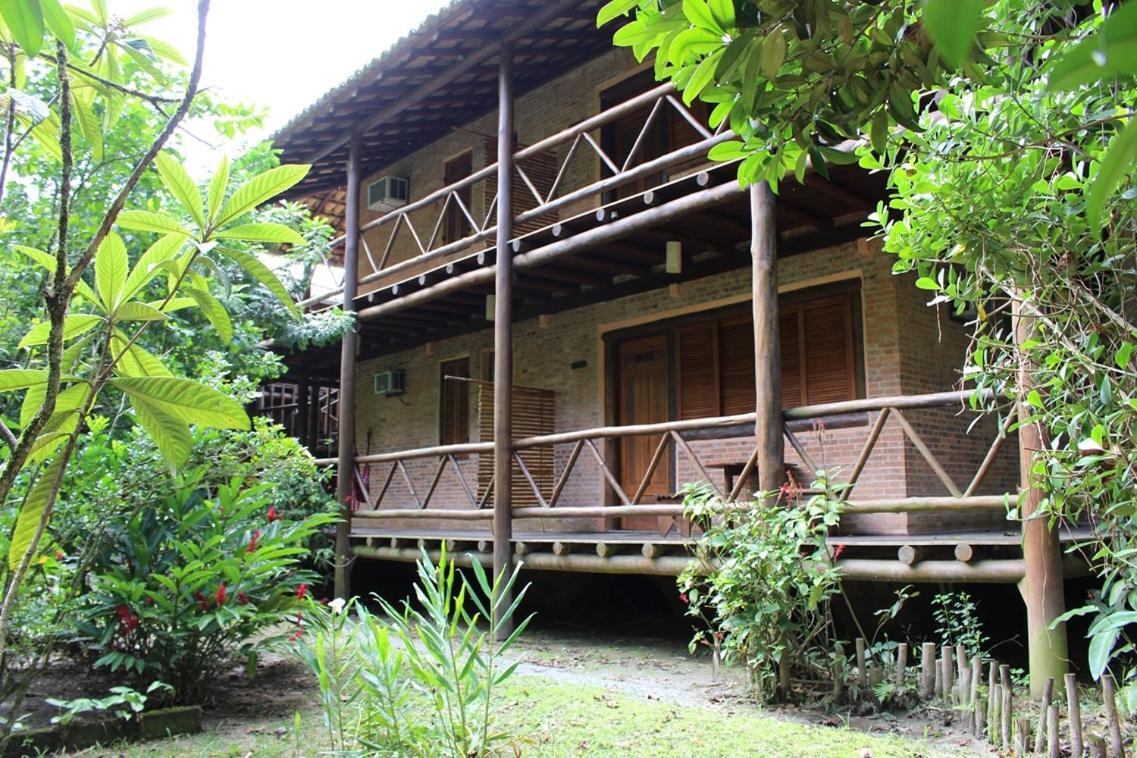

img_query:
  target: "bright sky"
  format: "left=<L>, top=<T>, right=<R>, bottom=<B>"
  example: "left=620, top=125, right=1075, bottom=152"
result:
left=115, top=1, right=451, bottom=168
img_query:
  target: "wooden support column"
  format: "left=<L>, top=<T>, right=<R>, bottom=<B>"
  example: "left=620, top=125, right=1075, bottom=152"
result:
left=750, top=184, right=785, bottom=497
left=492, top=45, right=515, bottom=636
left=1012, top=289, right=1068, bottom=697
left=333, top=135, right=362, bottom=599
left=296, top=379, right=311, bottom=448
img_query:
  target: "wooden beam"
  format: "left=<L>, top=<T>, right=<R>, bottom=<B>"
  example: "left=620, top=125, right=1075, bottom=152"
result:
left=751, top=184, right=785, bottom=496
left=334, top=135, right=362, bottom=600
left=492, top=46, right=515, bottom=638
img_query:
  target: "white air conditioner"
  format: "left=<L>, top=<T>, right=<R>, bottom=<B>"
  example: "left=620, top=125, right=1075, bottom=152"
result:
left=373, top=369, right=405, bottom=397
left=367, top=176, right=409, bottom=212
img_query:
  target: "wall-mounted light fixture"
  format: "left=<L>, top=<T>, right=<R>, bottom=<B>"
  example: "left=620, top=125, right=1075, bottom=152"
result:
left=485, top=294, right=495, bottom=322
left=666, top=240, right=683, bottom=274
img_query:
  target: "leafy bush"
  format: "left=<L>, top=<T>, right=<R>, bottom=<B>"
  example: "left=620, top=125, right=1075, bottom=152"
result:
left=931, top=591, right=987, bottom=658
left=678, top=476, right=843, bottom=703
left=292, top=550, right=531, bottom=756
left=75, top=470, right=336, bottom=705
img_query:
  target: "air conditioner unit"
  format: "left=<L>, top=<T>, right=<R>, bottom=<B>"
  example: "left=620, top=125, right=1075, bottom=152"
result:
left=367, top=176, right=409, bottom=212
left=373, top=369, right=405, bottom=397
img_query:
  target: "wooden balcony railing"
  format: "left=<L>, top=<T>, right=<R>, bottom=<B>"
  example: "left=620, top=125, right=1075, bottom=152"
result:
left=300, top=82, right=734, bottom=309
left=335, top=389, right=1015, bottom=524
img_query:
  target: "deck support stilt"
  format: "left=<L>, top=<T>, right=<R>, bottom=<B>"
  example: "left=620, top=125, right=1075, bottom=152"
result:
left=750, top=183, right=784, bottom=498
left=492, top=45, right=515, bottom=637
left=333, top=134, right=362, bottom=599
left=1013, top=290, right=1068, bottom=697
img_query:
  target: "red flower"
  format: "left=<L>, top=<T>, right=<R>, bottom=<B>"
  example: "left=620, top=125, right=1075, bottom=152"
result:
left=237, top=592, right=250, bottom=605
left=54, top=550, right=64, bottom=560
left=267, top=506, right=279, bottom=522
left=288, top=628, right=303, bottom=641
left=296, top=583, right=308, bottom=600
left=832, top=544, right=846, bottom=560
left=678, top=593, right=689, bottom=605
left=115, top=605, right=139, bottom=633
left=215, top=584, right=227, bottom=606
left=194, top=591, right=209, bottom=611
left=246, top=529, right=261, bottom=553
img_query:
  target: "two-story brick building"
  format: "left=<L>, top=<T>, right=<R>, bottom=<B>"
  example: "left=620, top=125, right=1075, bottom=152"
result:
left=266, top=0, right=1079, bottom=617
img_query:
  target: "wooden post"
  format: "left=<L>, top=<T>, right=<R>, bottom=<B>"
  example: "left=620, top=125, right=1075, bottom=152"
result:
left=1066, top=673, right=1084, bottom=757
left=333, top=134, right=362, bottom=600
left=749, top=184, right=784, bottom=496
left=921, top=642, right=936, bottom=699
left=856, top=637, right=867, bottom=688
left=894, top=642, right=908, bottom=686
left=1037, top=676, right=1055, bottom=755
left=1103, top=674, right=1124, bottom=758
left=492, top=44, right=515, bottom=637
left=1047, top=704, right=1060, bottom=758
left=1012, top=290, right=1069, bottom=697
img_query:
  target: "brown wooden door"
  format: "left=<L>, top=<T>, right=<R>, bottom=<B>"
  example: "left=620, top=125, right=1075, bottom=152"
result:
left=617, top=334, right=671, bottom=530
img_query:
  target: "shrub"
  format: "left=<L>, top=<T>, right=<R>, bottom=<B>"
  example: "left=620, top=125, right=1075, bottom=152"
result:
left=292, top=550, right=531, bottom=756
left=678, top=476, right=843, bottom=703
left=74, top=470, right=336, bottom=705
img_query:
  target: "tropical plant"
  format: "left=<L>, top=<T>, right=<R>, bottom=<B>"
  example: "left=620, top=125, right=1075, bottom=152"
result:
left=678, top=475, right=843, bottom=703
left=74, top=468, right=335, bottom=705
left=292, top=550, right=532, bottom=756
left=931, top=591, right=987, bottom=658
left=0, top=0, right=318, bottom=677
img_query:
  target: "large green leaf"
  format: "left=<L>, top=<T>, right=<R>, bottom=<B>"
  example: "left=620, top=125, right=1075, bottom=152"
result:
left=111, top=331, right=171, bottom=377
left=922, top=0, right=984, bottom=68
left=121, top=233, right=185, bottom=302
left=0, top=368, right=46, bottom=391
left=1086, top=117, right=1137, bottom=235
left=9, top=456, right=65, bottom=572
left=12, top=244, right=56, bottom=273
left=183, top=285, right=232, bottom=342
left=110, top=376, right=249, bottom=430
left=116, top=210, right=191, bottom=236
left=154, top=152, right=205, bottom=230
left=1048, top=1, right=1137, bottom=91
left=207, top=154, right=229, bottom=224
left=214, top=223, right=305, bottom=246
left=114, top=301, right=169, bottom=322
left=214, top=164, right=310, bottom=228
left=39, top=0, right=72, bottom=49
left=19, top=313, right=103, bottom=348
left=26, top=109, right=61, bottom=162
left=128, top=393, right=191, bottom=467
left=0, top=0, right=45, bottom=57
left=94, top=232, right=127, bottom=310
left=70, top=87, right=102, bottom=160
left=216, top=247, right=300, bottom=316
left=597, top=0, right=637, bottom=27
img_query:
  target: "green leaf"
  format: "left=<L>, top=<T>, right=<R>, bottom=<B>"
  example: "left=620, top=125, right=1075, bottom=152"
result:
left=116, top=210, right=192, bottom=236
left=154, top=152, right=205, bottom=230
left=214, top=164, right=310, bottom=229
left=25, top=108, right=61, bottom=162
left=122, top=233, right=186, bottom=302
left=114, top=301, right=168, bottom=322
left=19, top=313, right=102, bottom=348
left=110, top=376, right=249, bottom=430
left=39, top=0, right=71, bottom=48
left=128, top=394, right=190, bottom=467
left=922, top=0, right=983, bottom=68
left=707, top=0, right=734, bottom=30
left=206, top=154, right=229, bottom=224
left=9, top=456, right=64, bottom=572
left=216, top=247, right=299, bottom=317
left=596, top=0, right=638, bottom=27
left=1089, top=626, right=1120, bottom=680
left=183, top=285, right=232, bottom=342
left=759, top=31, right=786, bottom=80
left=13, top=244, right=57, bottom=273
left=122, top=7, right=170, bottom=26
left=0, top=368, right=46, bottom=391
left=1047, top=2, right=1137, bottom=91
left=70, top=87, right=102, bottom=161
left=1086, top=117, right=1137, bottom=236
left=0, top=0, right=44, bottom=57
left=111, top=331, right=171, bottom=377
left=214, top=223, right=305, bottom=246
left=683, top=51, right=720, bottom=105
left=682, top=0, right=721, bottom=35
left=94, top=232, right=127, bottom=310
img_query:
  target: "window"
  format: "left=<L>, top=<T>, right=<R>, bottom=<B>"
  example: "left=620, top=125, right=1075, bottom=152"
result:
left=442, top=152, right=473, bottom=246
left=439, top=357, right=470, bottom=445
left=676, top=288, right=861, bottom=418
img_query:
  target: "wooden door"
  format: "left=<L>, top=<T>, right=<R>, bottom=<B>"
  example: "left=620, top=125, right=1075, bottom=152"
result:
left=617, top=334, right=671, bottom=530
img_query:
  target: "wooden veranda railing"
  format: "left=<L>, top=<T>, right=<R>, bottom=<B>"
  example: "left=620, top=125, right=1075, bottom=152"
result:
left=336, top=389, right=1015, bottom=523
left=299, top=82, right=734, bottom=309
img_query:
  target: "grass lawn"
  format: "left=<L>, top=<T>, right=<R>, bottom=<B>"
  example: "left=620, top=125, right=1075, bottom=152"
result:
left=79, top=674, right=958, bottom=757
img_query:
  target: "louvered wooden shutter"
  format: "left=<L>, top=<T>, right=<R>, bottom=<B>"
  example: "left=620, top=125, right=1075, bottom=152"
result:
left=719, top=316, right=756, bottom=415
left=484, top=138, right=559, bottom=234
left=779, top=310, right=805, bottom=408
left=439, top=358, right=470, bottom=446
left=802, top=295, right=855, bottom=405
left=677, top=323, right=717, bottom=419
left=475, top=382, right=555, bottom=506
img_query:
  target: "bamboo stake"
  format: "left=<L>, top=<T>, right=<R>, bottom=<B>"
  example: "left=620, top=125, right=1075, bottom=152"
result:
left=1003, top=681, right=1013, bottom=750
left=1103, top=674, right=1124, bottom=758
left=1091, top=736, right=1107, bottom=758
left=935, top=663, right=943, bottom=700
left=970, top=655, right=982, bottom=735
left=1048, top=704, right=1060, bottom=758
left=988, top=662, right=999, bottom=743
left=1016, top=715, right=1031, bottom=756
left=856, top=637, right=868, bottom=689
left=1036, top=676, right=1055, bottom=755
left=1066, top=673, right=1084, bottom=757
left=975, top=680, right=987, bottom=739
left=921, top=642, right=936, bottom=700
left=956, top=643, right=968, bottom=698
left=942, top=645, right=954, bottom=702
left=832, top=643, right=845, bottom=702
left=992, top=683, right=1003, bottom=746
left=895, top=642, right=908, bottom=686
